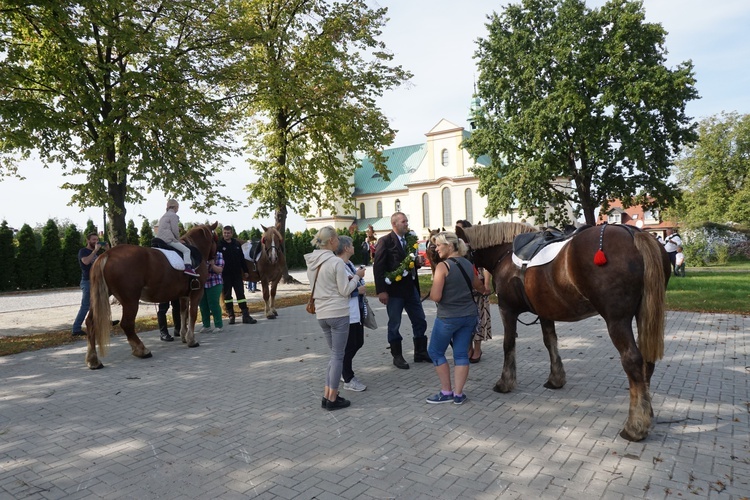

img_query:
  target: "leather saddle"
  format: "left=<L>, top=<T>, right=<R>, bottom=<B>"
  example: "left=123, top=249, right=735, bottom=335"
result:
left=513, top=227, right=579, bottom=262
left=151, top=238, right=202, bottom=268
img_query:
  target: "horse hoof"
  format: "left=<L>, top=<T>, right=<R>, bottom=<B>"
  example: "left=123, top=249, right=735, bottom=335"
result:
left=188, top=342, right=200, bottom=348
left=493, top=381, right=513, bottom=393
left=543, top=381, right=564, bottom=390
left=266, top=315, right=276, bottom=320
left=88, top=363, right=104, bottom=370
left=142, top=352, right=153, bottom=359
left=619, top=428, right=646, bottom=442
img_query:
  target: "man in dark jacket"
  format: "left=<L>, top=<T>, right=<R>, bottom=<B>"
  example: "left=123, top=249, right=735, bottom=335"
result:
left=219, top=226, right=256, bottom=324
left=373, top=212, right=430, bottom=369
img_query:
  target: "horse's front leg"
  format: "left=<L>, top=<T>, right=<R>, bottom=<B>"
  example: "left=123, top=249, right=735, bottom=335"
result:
left=178, top=298, right=188, bottom=342
left=607, top=318, right=652, bottom=441
left=269, top=280, right=279, bottom=317
left=183, top=295, right=200, bottom=348
left=261, top=281, right=273, bottom=319
left=540, top=318, right=566, bottom=389
left=494, top=308, right=518, bottom=393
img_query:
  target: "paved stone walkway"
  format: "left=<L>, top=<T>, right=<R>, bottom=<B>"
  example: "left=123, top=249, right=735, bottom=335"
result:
left=0, top=303, right=748, bottom=498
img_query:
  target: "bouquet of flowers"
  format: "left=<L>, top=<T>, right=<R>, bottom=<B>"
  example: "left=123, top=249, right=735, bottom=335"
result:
left=384, top=232, right=419, bottom=284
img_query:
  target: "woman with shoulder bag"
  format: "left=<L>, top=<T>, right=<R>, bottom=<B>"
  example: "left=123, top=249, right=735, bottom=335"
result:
left=304, top=227, right=365, bottom=410
left=425, top=231, right=489, bottom=405
left=335, top=236, right=368, bottom=392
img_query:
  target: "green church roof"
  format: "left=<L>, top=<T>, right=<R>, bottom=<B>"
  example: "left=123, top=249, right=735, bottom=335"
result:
left=354, top=143, right=427, bottom=196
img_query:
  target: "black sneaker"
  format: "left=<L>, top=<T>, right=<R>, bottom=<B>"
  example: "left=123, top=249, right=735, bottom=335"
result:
left=325, top=396, right=351, bottom=411
left=72, top=331, right=86, bottom=337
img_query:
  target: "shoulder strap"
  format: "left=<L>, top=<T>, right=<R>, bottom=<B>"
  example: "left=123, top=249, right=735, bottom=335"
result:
left=310, top=266, right=322, bottom=297
left=448, top=258, right=474, bottom=296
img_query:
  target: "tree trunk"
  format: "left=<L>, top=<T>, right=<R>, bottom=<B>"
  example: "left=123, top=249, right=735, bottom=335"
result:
left=105, top=145, right=128, bottom=246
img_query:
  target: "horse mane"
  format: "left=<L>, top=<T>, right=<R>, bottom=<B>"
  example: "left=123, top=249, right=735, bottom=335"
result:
left=461, top=222, right=536, bottom=249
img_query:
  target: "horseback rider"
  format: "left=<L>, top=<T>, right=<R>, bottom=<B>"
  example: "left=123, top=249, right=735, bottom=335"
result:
left=156, top=199, right=199, bottom=276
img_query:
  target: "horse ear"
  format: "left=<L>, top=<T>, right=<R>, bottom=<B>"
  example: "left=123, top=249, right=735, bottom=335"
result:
left=261, top=224, right=268, bottom=232
left=456, top=226, right=468, bottom=243
left=210, top=221, right=218, bottom=230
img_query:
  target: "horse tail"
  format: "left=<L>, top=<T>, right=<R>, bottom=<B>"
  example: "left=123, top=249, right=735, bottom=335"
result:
left=633, top=231, right=666, bottom=363
left=90, top=255, right=112, bottom=357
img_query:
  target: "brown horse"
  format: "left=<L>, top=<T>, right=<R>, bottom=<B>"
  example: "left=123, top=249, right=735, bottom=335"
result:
left=456, top=222, right=669, bottom=441
left=85, top=223, right=218, bottom=369
left=245, top=225, right=286, bottom=319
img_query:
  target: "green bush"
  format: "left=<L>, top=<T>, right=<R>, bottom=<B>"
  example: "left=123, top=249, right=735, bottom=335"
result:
left=15, top=224, right=43, bottom=290
left=41, top=219, right=65, bottom=288
left=62, top=224, right=83, bottom=286
left=0, top=221, right=17, bottom=291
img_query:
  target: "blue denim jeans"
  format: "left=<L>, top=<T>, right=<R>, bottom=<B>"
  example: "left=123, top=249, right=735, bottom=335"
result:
left=385, top=286, right=427, bottom=344
left=72, top=279, right=90, bottom=333
left=427, top=315, right=478, bottom=367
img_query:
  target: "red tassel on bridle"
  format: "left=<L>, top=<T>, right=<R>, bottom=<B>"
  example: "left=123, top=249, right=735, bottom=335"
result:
left=594, top=224, right=607, bottom=266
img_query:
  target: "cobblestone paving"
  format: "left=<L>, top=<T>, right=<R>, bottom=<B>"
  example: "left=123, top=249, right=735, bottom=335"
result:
left=0, top=305, right=748, bottom=499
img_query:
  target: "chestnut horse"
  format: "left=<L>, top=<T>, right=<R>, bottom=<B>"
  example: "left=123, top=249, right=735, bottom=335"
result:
left=85, top=223, right=218, bottom=369
left=245, top=225, right=286, bottom=319
left=456, top=222, right=669, bottom=441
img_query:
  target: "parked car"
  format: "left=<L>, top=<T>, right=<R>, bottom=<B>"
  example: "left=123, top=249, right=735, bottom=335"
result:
left=417, top=240, right=431, bottom=267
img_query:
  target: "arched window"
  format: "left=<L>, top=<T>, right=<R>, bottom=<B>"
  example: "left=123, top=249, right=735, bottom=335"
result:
left=359, top=203, right=366, bottom=220
left=441, top=188, right=452, bottom=227
left=441, top=148, right=449, bottom=166
left=464, top=188, right=473, bottom=223
left=376, top=201, right=383, bottom=218
left=422, top=193, right=430, bottom=228
left=395, top=199, right=401, bottom=212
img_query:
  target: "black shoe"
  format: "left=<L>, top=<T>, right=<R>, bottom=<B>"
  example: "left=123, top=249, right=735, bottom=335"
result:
left=111, top=320, right=120, bottom=327
left=160, top=332, right=174, bottom=342
left=228, top=316, right=235, bottom=325
left=326, top=396, right=351, bottom=411
left=72, top=331, right=86, bottom=337
left=393, top=355, right=410, bottom=370
left=242, top=314, right=257, bottom=325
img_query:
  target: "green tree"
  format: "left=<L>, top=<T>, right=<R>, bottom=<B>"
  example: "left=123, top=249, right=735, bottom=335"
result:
left=464, top=0, right=699, bottom=225
left=84, top=220, right=97, bottom=239
left=139, top=220, right=154, bottom=247
left=671, top=112, right=750, bottom=227
left=62, top=224, right=83, bottom=286
left=15, top=224, right=42, bottom=290
left=0, top=221, right=16, bottom=291
left=0, top=0, right=245, bottom=244
left=126, top=220, right=139, bottom=245
left=232, top=0, right=410, bottom=277
left=41, top=219, right=65, bottom=288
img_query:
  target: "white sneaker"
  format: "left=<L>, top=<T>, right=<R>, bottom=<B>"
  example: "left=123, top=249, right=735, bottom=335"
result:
left=199, top=326, right=213, bottom=334
left=343, top=376, right=367, bottom=392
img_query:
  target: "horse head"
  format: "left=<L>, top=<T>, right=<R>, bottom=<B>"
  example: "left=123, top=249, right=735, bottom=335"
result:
left=456, top=222, right=535, bottom=272
left=184, top=222, right=219, bottom=261
left=260, top=224, right=283, bottom=265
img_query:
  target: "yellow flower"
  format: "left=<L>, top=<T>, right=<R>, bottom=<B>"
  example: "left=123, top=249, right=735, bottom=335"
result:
left=413, top=243, right=418, bottom=249
left=409, top=261, right=415, bottom=269
left=395, top=275, right=402, bottom=282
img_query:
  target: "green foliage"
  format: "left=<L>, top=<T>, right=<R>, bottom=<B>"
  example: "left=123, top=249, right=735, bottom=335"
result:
left=0, top=0, right=242, bottom=245
left=233, top=0, right=410, bottom=237
left=84, top=220, right=97, bottom=239
left=61, top=224, right=83, bottom=286
left=0, top=221, right=16, bottom=291
left=40, top=219, right=65, bottom=288
left=139, top=220, right=154, bottom=247
left=126, top=220, right=139, bottom=246
left=15, top=224, right=43, bottom=290
left=672, top=112, right=750, bottom=226
left=464, top=0, right=699, bottom=225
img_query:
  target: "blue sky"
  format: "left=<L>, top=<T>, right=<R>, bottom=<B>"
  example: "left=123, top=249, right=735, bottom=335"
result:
left=1, top=0, right=748, bottom=233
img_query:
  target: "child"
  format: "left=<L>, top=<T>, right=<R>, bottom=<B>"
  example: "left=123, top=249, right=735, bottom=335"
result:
left=675, top=246, right=685, bottom=277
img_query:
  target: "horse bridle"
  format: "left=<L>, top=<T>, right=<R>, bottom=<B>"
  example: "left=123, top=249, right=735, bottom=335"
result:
left=262, top=231, right=283, bottom=264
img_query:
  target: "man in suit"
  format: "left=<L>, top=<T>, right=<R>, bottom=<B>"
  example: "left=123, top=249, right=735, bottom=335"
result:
left=373, top=212, right=431, bottom=369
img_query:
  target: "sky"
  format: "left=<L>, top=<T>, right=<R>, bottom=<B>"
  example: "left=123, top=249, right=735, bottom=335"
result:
left=1, top=0, right=748, bottom=234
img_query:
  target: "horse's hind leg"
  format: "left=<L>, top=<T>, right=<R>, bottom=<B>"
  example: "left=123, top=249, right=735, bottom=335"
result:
left=541, top=318, right=566, bottom=389
left=607, top=318, right=652, bottom=441
left=85, top=312, right=103, bottom=370
left=270, top=280, right=279, bottom=317
left=494, top=310, right=518, bottom=393
left=121, top=303, right=151, bottom=359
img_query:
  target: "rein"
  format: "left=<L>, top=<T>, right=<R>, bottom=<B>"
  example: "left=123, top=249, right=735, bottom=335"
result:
left=495, top=247, right=540, bottom=326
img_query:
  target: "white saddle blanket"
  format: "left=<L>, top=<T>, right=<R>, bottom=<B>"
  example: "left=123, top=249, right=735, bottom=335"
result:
left=155, top=248, right=186, bottom=271
left=241, top=241, right=255, bottom=261
left=512, top=239, right=572, bottom=268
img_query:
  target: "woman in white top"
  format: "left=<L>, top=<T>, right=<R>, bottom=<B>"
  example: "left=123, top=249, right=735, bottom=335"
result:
left=304, top=227, right=365, bottom=411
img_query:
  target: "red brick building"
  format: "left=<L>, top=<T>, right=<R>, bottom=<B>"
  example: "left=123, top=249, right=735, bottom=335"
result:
left=598, top=199, right=675, bottom=238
